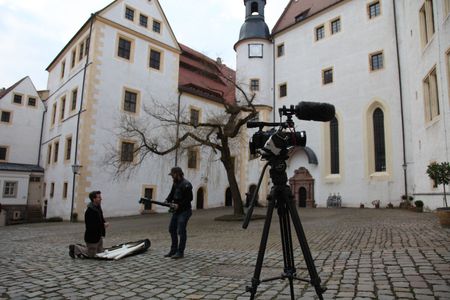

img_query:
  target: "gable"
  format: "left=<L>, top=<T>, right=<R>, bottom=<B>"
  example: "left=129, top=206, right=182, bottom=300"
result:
left=97, top=0, right=180, bottom=51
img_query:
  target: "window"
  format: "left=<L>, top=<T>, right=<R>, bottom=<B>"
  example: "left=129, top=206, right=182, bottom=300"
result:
left=63, top=182, right=68, bottom=199
left=190, top=108, right=200, bottom=127
left=0, top=147, right=7, bottom=161
left=277, top=44, right=285, bottom=57
left=53, top=141, right=59, bottom=163
left=373, top=108, right=386, bottom=172
left=423, top=67, right=440, bottom=122
left=125, top=7, right=135, bottom=21
left=370, top=51, right=384, bottom=71
left=331, top=18, right=341, bottom=34
left=79, top=41, right=84, bottom=61
left=84, top=38, right=90, bottom=57
left=248, top=44, right=263, bottom=58
left=51, top=103, right=57, bottom=125
left=47, top=144, right=52, bottom=164
left=28, top=97, right=36, bottom=107
left=60, top=96, right=66, bottom=121
left=61, top=60, right=65, bottom=78
left=419, top=0, right=435, bottom=47
left=368, top=1, right=381, bottom=19
left=43, top=182, right=46, bottom=197
left=124, top=90, right=138, bottom=113
left=13, top=94, right=22, bottom=104
left=1, top=111, right=11, bottom=123
left=445, top=0, right=450, bottom=17
left=71, top=89, right=78, bottom=111
left=118, top=37, right=132, bottom=60
left=121, top=142, right=135, bottom=162
left=323, top=68, right=333, bottom=84
left=140, top=14, right=148, bottom=27
left=330, top=117, right=339, bottom=174
left=50, top=182, right=55, bottom=198
left=149, top=49, right=161, bottom=70
left=65, top=137, right=72, bottom=160
left=315, top=25, right=325, bottom=41
left=279, top=83, right=287, bottom=98
left=250, top=79, right=260, bottom=92
left=152, top=20, right=161, bottom=33
left=71, top=49, right=76, bottom=68
left=3, top=181, right=17, bottom=198
left=188, top=148, right=198, bottom=169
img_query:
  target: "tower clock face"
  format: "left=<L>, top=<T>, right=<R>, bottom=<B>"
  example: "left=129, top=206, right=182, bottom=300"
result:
left=248, top=44, right=263, bottom=58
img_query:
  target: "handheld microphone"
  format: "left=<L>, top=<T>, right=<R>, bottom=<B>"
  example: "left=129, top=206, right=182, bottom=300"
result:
left=295, top=101, right=335, bottom=122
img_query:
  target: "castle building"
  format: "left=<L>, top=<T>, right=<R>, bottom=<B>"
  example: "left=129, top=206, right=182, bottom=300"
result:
left=236, top=0, right=449, bottom=209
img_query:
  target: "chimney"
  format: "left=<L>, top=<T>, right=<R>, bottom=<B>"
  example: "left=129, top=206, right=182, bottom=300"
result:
left=216, top=57, right=222, bottom=65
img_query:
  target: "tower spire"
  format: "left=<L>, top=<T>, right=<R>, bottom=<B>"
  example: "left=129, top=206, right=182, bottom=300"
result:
left=236, top=0, right=270, bottom=45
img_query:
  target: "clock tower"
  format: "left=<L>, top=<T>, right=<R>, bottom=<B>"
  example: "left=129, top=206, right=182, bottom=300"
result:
left=235, top=0, right=273, bottom=111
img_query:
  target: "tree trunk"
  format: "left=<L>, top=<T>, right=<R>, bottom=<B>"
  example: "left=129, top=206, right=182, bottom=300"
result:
left=444, top=184, right=448, bottom=208
left=221, top=141, right=244, bottom=216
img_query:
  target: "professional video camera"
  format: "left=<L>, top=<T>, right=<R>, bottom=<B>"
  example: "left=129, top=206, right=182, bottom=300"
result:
left=248, top=101, right=335, bottom=158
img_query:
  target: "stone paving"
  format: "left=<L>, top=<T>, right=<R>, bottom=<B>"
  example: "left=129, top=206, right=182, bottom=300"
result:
left=0, top=207, right=449, bottom=299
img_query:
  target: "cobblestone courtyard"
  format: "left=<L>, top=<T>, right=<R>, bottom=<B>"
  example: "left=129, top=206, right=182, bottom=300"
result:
left=0, top=207, right=449, bottom=299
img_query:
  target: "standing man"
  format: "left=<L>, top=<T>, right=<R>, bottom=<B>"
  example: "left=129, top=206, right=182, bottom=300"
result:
left=69, top=190, right=109, bottom=258
left=165, top=167, right=193, bottom=259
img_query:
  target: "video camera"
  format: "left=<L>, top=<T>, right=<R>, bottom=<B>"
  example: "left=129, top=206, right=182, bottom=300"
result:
left=248, top=101, right=335, bottom=157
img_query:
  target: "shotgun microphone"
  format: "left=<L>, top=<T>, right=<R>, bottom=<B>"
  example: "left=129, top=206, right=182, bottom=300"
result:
left=294, top=101, right=335, bottom=122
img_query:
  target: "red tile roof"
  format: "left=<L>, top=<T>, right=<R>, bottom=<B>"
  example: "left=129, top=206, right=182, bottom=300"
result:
left=179, top=44, right=235, bottom=104
left=272, top=0, right=344, bottom=35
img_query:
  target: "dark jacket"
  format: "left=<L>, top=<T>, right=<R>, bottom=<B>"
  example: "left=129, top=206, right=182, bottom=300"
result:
left=166, top=178, right=193, bottom=212
left=84, top=202, right=106, bottom=243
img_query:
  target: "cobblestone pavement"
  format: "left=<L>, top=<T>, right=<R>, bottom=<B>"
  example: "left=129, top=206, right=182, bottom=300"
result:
left=0, top=207, right=449, bottom=299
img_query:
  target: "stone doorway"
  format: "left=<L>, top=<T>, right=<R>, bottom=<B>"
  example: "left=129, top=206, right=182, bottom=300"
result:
left=225, top=188, right=232, bottom=207
left=196, top=188, right=204, bottom=209
left=289, top=167, right=315, bottom=207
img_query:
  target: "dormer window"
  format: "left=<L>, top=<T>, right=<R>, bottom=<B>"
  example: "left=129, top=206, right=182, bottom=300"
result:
left=295, top=8, right=310, bottom=23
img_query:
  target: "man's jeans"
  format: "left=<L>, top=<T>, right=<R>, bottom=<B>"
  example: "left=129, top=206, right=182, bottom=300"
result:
left=169, top=209, right=192, bottom=254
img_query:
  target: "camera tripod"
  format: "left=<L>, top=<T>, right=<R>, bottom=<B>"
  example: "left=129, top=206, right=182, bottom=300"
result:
left=243, top=153, right=326, bottom=300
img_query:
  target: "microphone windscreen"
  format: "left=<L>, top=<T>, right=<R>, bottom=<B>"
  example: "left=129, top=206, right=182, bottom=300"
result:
left=295, top=101, right=335, bottom=122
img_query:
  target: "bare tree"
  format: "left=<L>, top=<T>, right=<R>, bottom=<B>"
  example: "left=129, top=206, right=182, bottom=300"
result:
left=106, top=67, right=258, bottom=216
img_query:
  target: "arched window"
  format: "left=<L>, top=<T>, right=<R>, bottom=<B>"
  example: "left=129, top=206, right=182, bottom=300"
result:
left=251, top=2, right=259, bottom=15
left=330, top=117, right=339, bottom=174
left=373, top=108, right=386, bottom=172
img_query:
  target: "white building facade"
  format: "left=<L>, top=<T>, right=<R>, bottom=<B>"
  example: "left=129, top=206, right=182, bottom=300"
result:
left=235, top=0, right=450, bottom=210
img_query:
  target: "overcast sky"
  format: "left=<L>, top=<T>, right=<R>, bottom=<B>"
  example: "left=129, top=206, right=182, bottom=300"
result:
left=0, top=0, right=288, bottom=90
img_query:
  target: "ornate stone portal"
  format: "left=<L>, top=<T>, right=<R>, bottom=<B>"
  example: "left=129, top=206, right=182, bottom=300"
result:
left=288, top=167, right=315, bottom=207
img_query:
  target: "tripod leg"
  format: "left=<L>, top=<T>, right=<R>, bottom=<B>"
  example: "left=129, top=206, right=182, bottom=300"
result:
left=277, top=196, right=296, bottom=300
left=247, top=193, right=276, bottom=300
left=284, top=187, right=326, bottom=300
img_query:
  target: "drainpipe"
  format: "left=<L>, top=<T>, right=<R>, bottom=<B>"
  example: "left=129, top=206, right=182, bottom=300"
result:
left=37, top=104, right=47, bottom=166
left=392, top=1, right=408, bottom=198
left=272, top=38, right=276, bottom=122
left=70, top=13, right=95, bottom=222
left=175, top=90, right=182, bottom=166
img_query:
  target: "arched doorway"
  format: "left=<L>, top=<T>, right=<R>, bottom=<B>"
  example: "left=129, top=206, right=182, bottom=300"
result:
left=225, top=187, right=232, bottom=207
left=196, top=188, right=204, bottom=209
left=289, top=167, right=315, bottom=207
left=246, top=184, right=259, bottom=207
left=298, top=187, right=307, bottom=207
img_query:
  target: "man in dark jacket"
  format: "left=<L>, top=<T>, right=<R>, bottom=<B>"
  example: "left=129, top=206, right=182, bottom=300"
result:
left=69, top=190, right=109, bottom=258
left=164, top=167, right=193, bottom=259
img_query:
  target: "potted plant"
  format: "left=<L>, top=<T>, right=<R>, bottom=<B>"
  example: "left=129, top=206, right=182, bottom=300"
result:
left=387, top=202, right=394, bottom=209
left=426, top=162, right=450, bottom=227
left=414, top=200, right=424, bottom=212
left=360, top=203, right=365, bottom=209
left=371, top=200, right=380, bottom=209
left=400, top=195, right=414, bottom=208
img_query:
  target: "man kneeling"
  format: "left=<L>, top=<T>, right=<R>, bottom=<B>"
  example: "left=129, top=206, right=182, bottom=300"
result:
left=69, top=191, right=109, bottom=258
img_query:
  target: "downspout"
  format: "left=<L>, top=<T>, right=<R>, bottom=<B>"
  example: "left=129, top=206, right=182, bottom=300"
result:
left=70, top=13, right=95, bottom=222
left=37, top=104, right=47, bottom=166
left=272, top=37, right=276, bottom=122
left=392, top=1, right=408, bottom=198
left=175, top=90, right=182, bottom=166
